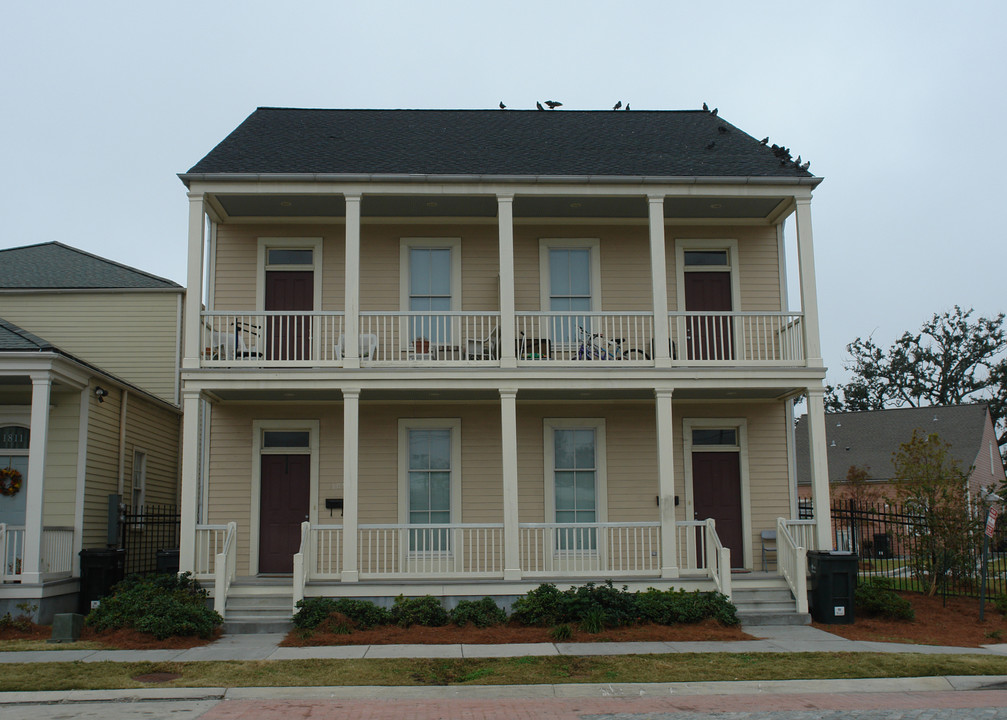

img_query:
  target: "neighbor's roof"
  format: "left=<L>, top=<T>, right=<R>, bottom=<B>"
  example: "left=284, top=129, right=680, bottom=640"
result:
left=184, top=108, right=820, bottom=181
left=795, top=405, right=992, bottom=484
left=0, top=242, right=180, bottom=290
left=0, top=317, right=56, bottom=352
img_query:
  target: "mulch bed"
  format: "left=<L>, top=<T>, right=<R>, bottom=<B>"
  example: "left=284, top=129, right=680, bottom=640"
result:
left=0, top=622, right=51, bottom=643
left=282, top=618, right=751, bottom=646
left=813, top=591, right=1007, bottom=648
left=79, top=626, right=222, bottom=649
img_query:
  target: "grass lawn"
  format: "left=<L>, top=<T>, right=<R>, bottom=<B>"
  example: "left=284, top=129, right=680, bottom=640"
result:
left=2, top=652, right=1007, bottom=691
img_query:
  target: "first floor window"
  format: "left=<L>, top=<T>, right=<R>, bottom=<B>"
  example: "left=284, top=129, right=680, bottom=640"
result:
left=401, top=421, right=460, bottom=552
left=546, top=420, right=606, bottom=551
left=131, top=450, right=147, bottom=514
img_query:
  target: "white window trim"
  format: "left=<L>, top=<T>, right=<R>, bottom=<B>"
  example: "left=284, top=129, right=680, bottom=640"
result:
left=399, top=238, right=463, bottom=312
left=255, top=237, right=324, bottom=312
left=131, top=448, right=147, bottom=512
left=249, top=419, right=320, bottom=575
left=682, top=417, right=752, bottom=569
left=543, top=418, right=608, bottom=525
left=674, top=238, right=741, bottom=312
left=397, top=418, right=463, bottom=527
left=539, top=238, right=602, bottom=312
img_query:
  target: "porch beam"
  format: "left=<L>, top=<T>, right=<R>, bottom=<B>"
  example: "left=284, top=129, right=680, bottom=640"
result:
left=182, top=193, right=206, bottom=370
left=21, top=374, right=52, bottom=584
left=497, top=195, right=517, bottom=368
left=794, top=198, right=823, bottom=367
left=178, top=390, right=202, bottom=574
left=655, top=388, right=679, bottom=577
left=500, top=388, right=521, bottom=580
left=806, top=387, right=832, bottom=550
left=343, top=194, right=362, bottom=368
left=648, top=195, right=672, bottom=368
left=341, top=387, right=360, bottom=581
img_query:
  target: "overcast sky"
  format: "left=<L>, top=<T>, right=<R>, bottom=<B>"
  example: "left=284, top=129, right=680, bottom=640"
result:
left=2, top=1, right=1004, bottom=383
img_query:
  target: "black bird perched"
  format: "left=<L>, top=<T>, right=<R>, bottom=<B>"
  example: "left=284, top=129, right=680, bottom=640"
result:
left=718, top=125, right=729, bottom=134
left=536, top=101, right=544, bottom=111
left=613, top=101, right=622, bottom=110
left=545, top=100, right=562, bottom=109
left=703, top=102, right=709, bottom=111
left=800, top=160, right=811, bottom=171
left=795, top=155, right=802, bottom=167
left=625, top=103, right=630, bottom=111
left=499, top=101, right=506, bottom=110
left=710, top=107, right=718, bottom=116
left=760, top=137, right=769, bottom=145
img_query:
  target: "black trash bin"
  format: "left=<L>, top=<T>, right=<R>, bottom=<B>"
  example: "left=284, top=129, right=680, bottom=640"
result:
left=156, top=548, right=180, bottom=575
left=808, top=550, right=858, bottom=624
left=78, top=548, right=126, bottom=614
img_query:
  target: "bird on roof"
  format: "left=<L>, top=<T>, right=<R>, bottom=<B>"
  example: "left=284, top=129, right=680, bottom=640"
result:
left=613, top=101, right=622, bottom=110
left=536, top=101, right=545, bottom=111
left=499, top=101, right=506, bottom=110
left=544, top=100, right=562, bottom=109
left=625, top=103, right=630, bottom=111
left=795, top=155, right=802, bottom=166
left=760, top=137, right=769, bottom=145
left=703, top=102, right=709, bottom=111
left=718, top=125, right=729, bottom=134
left=710, top=107, right=718, bottom=116
left=800, top=160, right=811, bottom=171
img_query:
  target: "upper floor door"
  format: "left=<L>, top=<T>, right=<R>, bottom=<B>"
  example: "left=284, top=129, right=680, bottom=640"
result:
left=682, top=249, right=735, bottom=360
left=265, top=269, right=313, bottom=361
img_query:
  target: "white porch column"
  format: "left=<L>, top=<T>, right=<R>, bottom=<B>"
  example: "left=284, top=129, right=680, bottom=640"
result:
left=806, top=387, right=832, bottom=550
left=341, top=387, right=360, bottom=581
left=655, top=388, right=679, bottom=577
left=500, top=388, right=521, bottom=580
left=21, top=375, right=52, bottom=584
left=794, top=198, right=823, bottom=367
left=648, top=196, right=672, bottom=368
left=182, top=193, right=206, bottom=370
left=343, top=194, right=362, bottom=368
left=497, top=195, right=517, bottom=368
left=178, top=389, right=202, bottom=574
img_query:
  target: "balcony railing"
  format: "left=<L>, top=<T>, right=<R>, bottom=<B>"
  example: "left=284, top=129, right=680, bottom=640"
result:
left=0, top=524, right=75, bottom=582
left=519, top=522, right=661, bottom=576
left=668, top=312, right=805, bottom=365
left=198, top=310, right=805, bottom=368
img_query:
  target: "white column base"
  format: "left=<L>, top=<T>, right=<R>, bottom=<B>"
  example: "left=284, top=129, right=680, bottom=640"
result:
left=340, top=570, right=359, bottom=583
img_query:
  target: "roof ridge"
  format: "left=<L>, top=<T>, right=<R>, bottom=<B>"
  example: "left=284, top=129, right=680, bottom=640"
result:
left=0, top=241, right=181, bottom=289
left=0, top=316, right=54, bottom=349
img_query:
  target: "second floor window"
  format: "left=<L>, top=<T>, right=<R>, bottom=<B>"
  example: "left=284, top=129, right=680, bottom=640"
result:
left=406, top=244, right=457, bottom=346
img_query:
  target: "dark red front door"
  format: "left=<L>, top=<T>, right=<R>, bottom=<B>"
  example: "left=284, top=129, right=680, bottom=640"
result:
left=259, top=454, right=310, bottom=574
left=265, top=270, right=313, bottom=361
left=692, top=451, right=744, bottom=568
left=684, top=272, right=734, bottom=360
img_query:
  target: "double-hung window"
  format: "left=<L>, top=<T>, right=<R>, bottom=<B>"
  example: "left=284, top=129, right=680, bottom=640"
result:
left=401, top=239, right=461, bottom=348
left=540, top=239, right=600, bottom=346
left=545, top=419, right=606, bottom=552
left=400, top=420, right=460, bottom=553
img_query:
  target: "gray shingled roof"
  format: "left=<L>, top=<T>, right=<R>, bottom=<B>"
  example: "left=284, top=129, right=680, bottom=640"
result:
left=0, top=317, right=56, bottom=352
left=185, top=108, right=817, bottom=180
left=0, top=242, right=180, bottom=290
left=795, top=405, right=991, bottom=484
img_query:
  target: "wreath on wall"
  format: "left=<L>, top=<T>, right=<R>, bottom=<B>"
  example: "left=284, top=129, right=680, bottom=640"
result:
left=0, top=467, right=22, bottom=497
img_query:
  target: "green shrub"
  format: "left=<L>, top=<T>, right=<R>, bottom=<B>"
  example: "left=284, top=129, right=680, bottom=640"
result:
left=855, top=578, right=915, bottom=620
left=994, top=594, right=1007, bottom=616
left=635, top=588, right=739, bottom=626
left=510, top=583, right=570, bottom=626
left=450, top=597, right=507, bottom=628
left=293, top=597, right=391, bottom=630
left=86, top=572, right=221, bottom=639
left=292, top=597, right=339, bottom=629
left=390, top=595, right=448, bottom=627
left=565, top=581, right=636, bottom=628
left=550, top=623, right=572, bottom=641
left=580, top=606, right=607, bottom=633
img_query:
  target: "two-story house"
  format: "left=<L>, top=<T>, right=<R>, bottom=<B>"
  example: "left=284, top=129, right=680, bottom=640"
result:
left=178, top=108, right=833, bottom=627
left=0, top=242, right=182, bottom=620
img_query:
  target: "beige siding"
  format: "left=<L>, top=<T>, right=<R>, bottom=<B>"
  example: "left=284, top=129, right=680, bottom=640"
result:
left=82, top=385, right=124, bottom=549
left=0, top=292, right=181, bottom=402
left=123, top=393, right=181, bottom=508
left=41, top=390, right=81, bottom=528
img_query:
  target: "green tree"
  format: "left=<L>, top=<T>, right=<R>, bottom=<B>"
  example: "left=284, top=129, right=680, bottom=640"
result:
left=890, top=431, right=982, bottom=596
left=826, top=306, right=1007, bottom=450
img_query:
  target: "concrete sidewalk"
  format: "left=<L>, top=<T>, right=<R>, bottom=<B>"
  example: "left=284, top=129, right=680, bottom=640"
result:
left=1, top=623, right=1006, bottom=664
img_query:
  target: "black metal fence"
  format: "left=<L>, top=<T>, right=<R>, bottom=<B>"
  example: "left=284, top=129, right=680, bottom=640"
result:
left=119, top=503, right=180, bottom=576
left=829, top=500, right=1007, bottom=599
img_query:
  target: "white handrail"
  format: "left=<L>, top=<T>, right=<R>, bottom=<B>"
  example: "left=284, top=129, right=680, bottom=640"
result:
left=0, top=523, right=25, bottom=582
left=781, top=519, right=817, bottom=553
left=668, top=311, right=805, bottom=365
left=292, top=521, right=310, bottom=613
left=213, top=521, right=237, bottom=616
left=777, top=517, right=809, bottom=614
left=194, top=524, right=229, bottom=578
left=704, top=519, right=732, bottom=600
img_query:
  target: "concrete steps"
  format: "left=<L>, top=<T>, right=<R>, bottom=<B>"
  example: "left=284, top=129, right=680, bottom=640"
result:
left=732, top=576, right=810, bottom=626
left=221, top=583, right=295, bottom=634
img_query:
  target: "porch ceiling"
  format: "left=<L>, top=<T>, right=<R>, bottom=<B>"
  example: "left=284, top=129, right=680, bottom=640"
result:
left=210, top=192, right=790, bottom=222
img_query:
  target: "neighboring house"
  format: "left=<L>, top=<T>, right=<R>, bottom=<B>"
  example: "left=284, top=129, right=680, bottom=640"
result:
left=795, top=404, right=1006, bottom=503
left=178, top=108, right=834, bottom=624
left=0, top=244, right=183, bottom=620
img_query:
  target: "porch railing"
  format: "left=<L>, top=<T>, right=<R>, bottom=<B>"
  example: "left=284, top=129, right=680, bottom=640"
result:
left=292, top=521, right=310, bottom=612
left=675, top=519, right=732, bottom=598
left=201, top=311, right=345, bottom=366
left=518, top=522, right=661, bottom=575
left=514, top=312, right=654, bottom=365
left=781, top=519, right=818, bottom=553
left=1, top=525, right=74, bottom=582
left=213, top=521, right=237, bottom=615
left=357, top=523, right=504, bottom=578
left=194, top=524, right=230, bottom=579
left=311, top=525, right=344, bottom=579
left=359, top=312, right=501, bottom=365
left=668, top=312, right=805, bottom=365
left=777, top=517, right=809, bottom=614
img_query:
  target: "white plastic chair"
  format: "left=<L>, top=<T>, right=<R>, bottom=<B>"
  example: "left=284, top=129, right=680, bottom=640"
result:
left=465, top=327, right=499, bottom=360
left=335, top=334, right=378, bottom=361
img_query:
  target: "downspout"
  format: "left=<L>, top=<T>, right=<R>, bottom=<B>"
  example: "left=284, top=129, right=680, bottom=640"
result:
left=117, top=389, right=129, bottom=497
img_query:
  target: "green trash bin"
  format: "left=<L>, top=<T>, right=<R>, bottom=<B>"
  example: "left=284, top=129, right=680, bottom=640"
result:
left=808, top=550, right=858, bottom=624
left=78, top=548, right=126, bottom=614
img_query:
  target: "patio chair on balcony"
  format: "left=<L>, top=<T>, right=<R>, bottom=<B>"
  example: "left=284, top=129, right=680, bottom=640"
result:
left=334, top=334, right=378, bottom=361
left=465, top=327, right=499, bottom=360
